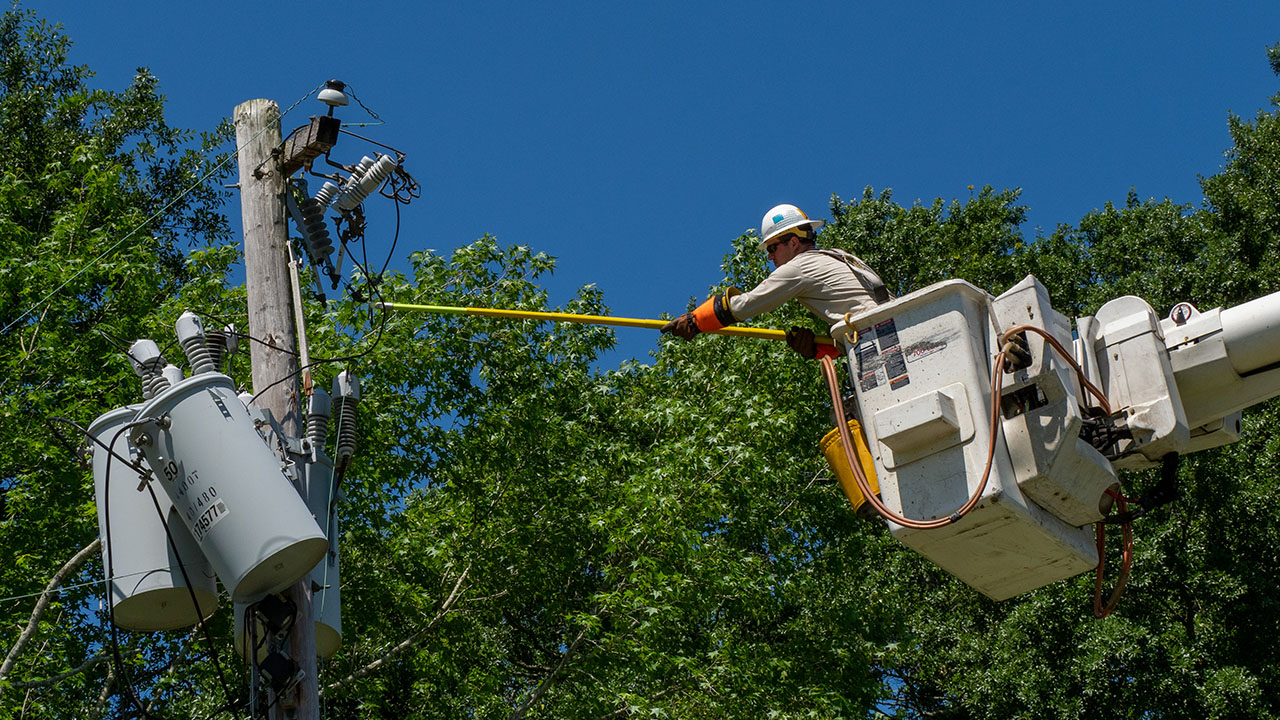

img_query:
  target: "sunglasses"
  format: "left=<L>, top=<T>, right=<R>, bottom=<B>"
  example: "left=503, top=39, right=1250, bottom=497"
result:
left=766, top=234, right=801, bottom=254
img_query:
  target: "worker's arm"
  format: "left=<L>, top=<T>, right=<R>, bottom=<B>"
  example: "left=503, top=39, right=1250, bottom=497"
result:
left=664, top=260, right=818, bottom=341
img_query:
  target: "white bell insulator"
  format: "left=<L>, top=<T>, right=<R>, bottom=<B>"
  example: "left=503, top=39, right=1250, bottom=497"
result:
left=128, top=339, right=168, bottom=400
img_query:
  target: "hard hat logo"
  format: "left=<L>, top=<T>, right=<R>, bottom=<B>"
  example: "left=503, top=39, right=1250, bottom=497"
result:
left=772, top=213, right=785, bottom=224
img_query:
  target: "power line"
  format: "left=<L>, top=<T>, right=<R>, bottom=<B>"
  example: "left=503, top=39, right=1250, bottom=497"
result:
left=0, top=83, right=325, bottom=339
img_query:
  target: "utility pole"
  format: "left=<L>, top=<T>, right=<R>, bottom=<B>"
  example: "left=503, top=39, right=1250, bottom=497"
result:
left=234, top=98, right=320, bottom=720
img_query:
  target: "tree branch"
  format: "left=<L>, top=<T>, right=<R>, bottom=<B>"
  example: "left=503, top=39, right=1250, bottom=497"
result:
left=0, top=537, right=102, bottom=690
left=509, top=623, right=589, bottom=720
left=322, top=563, right=471, bottom=695
left=7, top=652, right=109, bottom=689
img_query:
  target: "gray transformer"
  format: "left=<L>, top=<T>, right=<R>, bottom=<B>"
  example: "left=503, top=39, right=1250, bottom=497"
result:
left=306, top=450, right=342, bottom=658
left=129, top=373, right=328, bottom=600
left=91, top=404, right=218, bottom=630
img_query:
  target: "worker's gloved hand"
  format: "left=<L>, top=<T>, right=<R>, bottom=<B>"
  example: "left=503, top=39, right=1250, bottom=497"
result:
left=661, top=313, right=700, bottom=340
left=786, top=326, right=818, bottom=359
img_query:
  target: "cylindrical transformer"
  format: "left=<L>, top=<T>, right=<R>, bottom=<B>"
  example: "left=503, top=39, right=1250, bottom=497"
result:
left=129, top=373, right=328, bottom=601
left=305, top=452, right=342, bottom=658
left=91, top=405, right=218, bottom=631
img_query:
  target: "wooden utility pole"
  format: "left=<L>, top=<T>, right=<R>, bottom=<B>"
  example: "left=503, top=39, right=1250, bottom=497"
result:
left=234, top=98, right=320, bottom=720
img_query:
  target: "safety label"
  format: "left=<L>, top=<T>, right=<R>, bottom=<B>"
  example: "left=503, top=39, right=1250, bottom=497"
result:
left=856, top=318, right=911, bottom=392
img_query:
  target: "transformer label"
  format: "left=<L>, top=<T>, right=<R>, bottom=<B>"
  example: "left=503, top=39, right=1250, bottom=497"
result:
left=170, top=468, right=228, bottom=541
left=191, top=498, right=229, bottom=542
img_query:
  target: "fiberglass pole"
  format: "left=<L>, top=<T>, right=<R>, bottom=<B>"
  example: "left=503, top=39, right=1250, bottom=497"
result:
left=374, top=302, right=835, bottom=345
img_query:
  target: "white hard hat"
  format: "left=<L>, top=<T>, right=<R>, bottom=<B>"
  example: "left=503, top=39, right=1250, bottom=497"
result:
left=759, top=203, right=823, bottom=250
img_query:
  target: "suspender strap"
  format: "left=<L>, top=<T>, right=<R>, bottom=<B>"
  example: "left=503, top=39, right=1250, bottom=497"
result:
left=816, top=249, right=892, bottom=304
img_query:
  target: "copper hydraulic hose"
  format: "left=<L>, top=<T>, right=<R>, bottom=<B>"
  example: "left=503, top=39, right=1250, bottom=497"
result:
left=1094, top=491, right=1134, bottom=618
left=819, top=349, right=1007, bottom=530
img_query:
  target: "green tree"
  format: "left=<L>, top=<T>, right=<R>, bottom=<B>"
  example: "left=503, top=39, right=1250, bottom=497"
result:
left=0, top=7, right=236, bottom=717
left=8, top=7, right=1280, bottom=719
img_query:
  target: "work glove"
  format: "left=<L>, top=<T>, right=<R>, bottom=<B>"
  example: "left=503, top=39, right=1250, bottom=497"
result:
left=661, top=313, right=701, bottom=340
left=786, top=326, right=818, bottom=359
left=786, top=326, right=841, bottom=360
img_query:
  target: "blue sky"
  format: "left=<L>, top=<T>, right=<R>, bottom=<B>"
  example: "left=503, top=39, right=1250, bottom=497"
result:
left=54, top=2, right=1280, bottom=368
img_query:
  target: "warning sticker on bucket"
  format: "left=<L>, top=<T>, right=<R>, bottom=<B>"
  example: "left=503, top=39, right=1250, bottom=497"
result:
left=856, top=318, right=911, bottom=392
left=192, top=499, right=229, bottom=542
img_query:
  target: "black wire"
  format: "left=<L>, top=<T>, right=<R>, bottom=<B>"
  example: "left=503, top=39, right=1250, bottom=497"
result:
left=60, top=414, right=243, bottom=718
left=242, top=255, right=392, bottom=405
left=342, top=84, right=383, bottom=125
left=141, top=483, right=240, bottom=717
left=102, top=421, right=165, bottom=720
left=47, top=416, right=138, bottom=470
left=95, top=326, right=135, bottom=357
left=43, top=416, right=87, bottom=462
left=376, top=196, right=401, bottom=279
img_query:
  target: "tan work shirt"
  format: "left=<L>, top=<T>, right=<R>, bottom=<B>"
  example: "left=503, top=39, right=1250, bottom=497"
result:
left=727, top=248, right=885, bottom=329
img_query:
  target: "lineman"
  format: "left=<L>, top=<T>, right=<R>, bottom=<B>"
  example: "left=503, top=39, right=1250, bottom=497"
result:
left=661, top=203, right=891, bottom=357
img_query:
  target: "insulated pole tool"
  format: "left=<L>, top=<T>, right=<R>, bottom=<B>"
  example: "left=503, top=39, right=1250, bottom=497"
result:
left=374, top=302, right=835, bottom=345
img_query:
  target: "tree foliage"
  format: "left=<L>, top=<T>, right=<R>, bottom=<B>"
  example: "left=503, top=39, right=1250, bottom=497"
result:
left=0, top=7, right=235, bottom=717
left=5, top=9, right=1280, bottom=720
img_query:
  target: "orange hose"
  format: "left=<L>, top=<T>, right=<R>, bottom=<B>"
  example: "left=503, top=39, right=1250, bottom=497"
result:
left=1002, top=324, right=1111, bottom=415
left=1094, top=497, right=1134, bottom=618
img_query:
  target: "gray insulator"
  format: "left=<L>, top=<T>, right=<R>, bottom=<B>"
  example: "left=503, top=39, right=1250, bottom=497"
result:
left=308, top=388, right=332, bottom=449
left=176, top=311, right=216, bottom=375
left=299, top=196, right=335, bottom=266
left=314, top=181, right=340, bottom=208
left=205, top=326, right=231, bottom=371
left=331, top=371, right=361, bottom=465
left=335, top=154, right=395, bottom=211
left=128, top=339, right=167, bottom=400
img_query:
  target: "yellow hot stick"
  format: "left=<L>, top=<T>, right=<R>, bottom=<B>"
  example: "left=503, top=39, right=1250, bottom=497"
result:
left=375, top=301, right=835, bottom=345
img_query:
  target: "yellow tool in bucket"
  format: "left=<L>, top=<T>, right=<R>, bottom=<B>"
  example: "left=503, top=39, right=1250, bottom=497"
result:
left=820, top=419, right=880, bottom=519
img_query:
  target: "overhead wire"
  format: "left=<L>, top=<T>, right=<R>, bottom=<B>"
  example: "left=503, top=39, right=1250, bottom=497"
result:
left=338, top=82, right=384, bottom=128
left=46, top=415, right=243, bottom=718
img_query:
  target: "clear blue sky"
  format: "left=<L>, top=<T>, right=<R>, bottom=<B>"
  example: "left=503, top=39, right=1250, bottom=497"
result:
left=54, top=2, right=1280, bottom=367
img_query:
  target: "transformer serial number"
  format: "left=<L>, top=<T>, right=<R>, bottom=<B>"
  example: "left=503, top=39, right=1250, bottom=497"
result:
left=192, top=499, right=229, bottom=542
